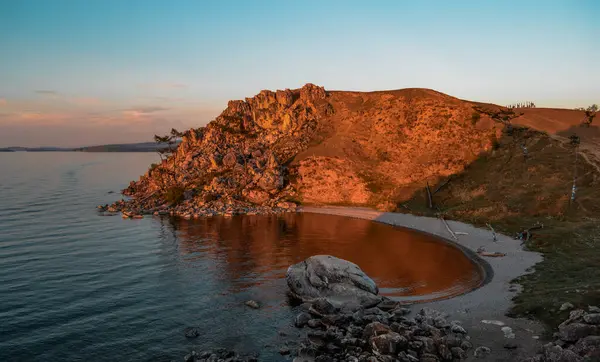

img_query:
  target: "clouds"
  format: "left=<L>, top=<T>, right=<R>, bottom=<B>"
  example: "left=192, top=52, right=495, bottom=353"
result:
left=0, top=82, right=223, bottom=146
left=138, top=83, right=188, bottom=90
left=34, top=90, right=60, bottom=95
left=126, top=106, right=170, bottom=114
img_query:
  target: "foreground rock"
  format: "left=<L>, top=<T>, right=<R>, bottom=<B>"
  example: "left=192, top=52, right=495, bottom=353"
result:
left=291, top=296, right=473, bottom=361
left=286, top=255, right=382, bottom=310
left=523, top=306, right=600, bottom=361
left=288, top=256, right=473, bottom=361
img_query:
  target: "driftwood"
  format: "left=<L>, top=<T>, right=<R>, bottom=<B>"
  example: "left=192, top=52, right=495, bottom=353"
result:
left=476, top=246, right=506, bottom=257
left=486, top=223, right=498, bottom=242
left=478, top=251, right=506, bottom=258
left=440, top=217, right=458, bottom=240
left=426, top=182, right=433, bottom=209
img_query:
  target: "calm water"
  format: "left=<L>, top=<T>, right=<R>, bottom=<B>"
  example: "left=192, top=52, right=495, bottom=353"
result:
left=0, top=153, right=483, bottom=361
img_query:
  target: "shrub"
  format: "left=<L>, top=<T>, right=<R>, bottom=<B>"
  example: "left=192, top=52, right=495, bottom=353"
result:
left=164, top=186, right=185, bottom=205
left=492, top=134, right=500, bottom=150
left=471, top=112, right=481, bottom=125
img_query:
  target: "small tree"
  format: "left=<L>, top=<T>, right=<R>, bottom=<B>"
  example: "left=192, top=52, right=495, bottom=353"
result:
left=582, top=104, right=598, bottom=127
left=154, top=128, right=183, bottom=161
left=152, top=128, right=183, bottom=194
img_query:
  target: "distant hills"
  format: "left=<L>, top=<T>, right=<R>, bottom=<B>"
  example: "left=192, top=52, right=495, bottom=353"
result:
left=0, top=142, right=177, bottom=153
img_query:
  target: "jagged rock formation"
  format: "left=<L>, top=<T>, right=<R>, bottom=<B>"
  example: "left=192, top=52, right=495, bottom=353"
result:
left=107, top=84, right=503, bottom=217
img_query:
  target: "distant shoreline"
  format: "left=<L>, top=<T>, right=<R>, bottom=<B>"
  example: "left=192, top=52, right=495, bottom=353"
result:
left=0, top=142, right=174, bottom=153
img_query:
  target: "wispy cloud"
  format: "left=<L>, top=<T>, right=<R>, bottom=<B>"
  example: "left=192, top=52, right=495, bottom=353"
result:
left=118, top=106, right=168, bottom=121
left=138, top=83, right=188, bottom=90
left=34, top=90, right=60, bottom=95
left=0, top=98, right=6, bottom=106
left=129, top=106, right=170, bottom=113
left=69, top=97, right=101, bottom=106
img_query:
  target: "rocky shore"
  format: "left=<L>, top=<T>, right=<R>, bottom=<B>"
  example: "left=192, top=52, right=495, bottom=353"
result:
left=97, top=196, right=297, bottom=219
left=524, top=307, right=600, bottom=362
left=183, top=255, right=477, bottom=362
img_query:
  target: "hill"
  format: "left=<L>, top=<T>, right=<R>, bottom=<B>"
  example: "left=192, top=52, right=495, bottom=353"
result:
left=111, top=84, right=600, bottom=327
left=118, top=85, right=504, bottom=212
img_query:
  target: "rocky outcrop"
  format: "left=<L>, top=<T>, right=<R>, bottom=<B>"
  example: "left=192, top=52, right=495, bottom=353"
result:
left=523, top=307, right=600, bottom=362
left=106, top=83, right=330, bottom=218
left=104, top=84, right=503, bottom=218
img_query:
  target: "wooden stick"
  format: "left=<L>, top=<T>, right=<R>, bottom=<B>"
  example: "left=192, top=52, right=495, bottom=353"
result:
left=441, top=217, right=458, bottom=240
left=433, top=177, right=452, bottom=195
left=426, top=182, right=433, bottom=209
left=486, top=223, right=498, bottom=242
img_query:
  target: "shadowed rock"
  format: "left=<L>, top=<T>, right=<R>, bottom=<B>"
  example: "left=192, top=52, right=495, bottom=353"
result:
left=286, top=255, right=382, bottom=310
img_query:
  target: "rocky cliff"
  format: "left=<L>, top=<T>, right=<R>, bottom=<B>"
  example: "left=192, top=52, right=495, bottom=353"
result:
left=106, top=84, right=505, bottom=217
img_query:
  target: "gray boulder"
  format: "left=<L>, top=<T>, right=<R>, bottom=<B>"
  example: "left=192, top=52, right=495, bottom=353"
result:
left=286, top=255, right=381, bottom=310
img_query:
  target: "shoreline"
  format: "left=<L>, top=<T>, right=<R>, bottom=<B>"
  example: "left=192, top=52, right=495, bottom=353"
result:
left=300, top=206, right=546, bottom=361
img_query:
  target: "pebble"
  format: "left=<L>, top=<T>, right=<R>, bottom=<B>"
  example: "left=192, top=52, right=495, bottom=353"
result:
left=245, top=300, right=260, bottom=309
left=474, top=346, right=491, bottom=358
left=560, top=302, right=575, bottom=311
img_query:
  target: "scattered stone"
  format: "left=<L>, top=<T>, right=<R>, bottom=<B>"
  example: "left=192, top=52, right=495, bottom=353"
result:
left=245, top=300, right=260, bottom=309
left=481, top=319, right=505, bottom=326
left=560, top=302, right=575, bottom=311
left=451, top=324, right=467, bottom=334
left=279, top=347, right=290, bottom=355
left=474, top=346, right=491, bottom=358
left=184, top=327, right=200, bottom=338
left=501, top=326, right=515, bottom=339
left=503, top=341, right=518, bottom=349
left=295, top=312, right=311, bottom=328
left=583, top=313, right=600, bottom=325
left=559, top=323, right=599, bottom=342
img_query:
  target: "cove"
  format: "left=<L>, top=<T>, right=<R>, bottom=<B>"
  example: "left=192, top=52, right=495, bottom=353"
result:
left=171, top=212, right=485, bottom=304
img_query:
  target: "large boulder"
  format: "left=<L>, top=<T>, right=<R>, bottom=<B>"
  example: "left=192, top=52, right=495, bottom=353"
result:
left=286, top=255, right=382, bottom=310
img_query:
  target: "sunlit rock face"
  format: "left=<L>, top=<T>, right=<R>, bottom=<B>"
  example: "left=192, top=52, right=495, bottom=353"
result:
left=114, top=83, right=500, bottom=216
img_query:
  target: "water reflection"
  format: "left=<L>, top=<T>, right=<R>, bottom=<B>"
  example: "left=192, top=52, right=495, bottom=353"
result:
left=169, top=213, right=483, bottom=302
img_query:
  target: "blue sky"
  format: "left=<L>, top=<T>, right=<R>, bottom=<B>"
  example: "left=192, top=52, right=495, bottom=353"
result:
left=0, top=0, right=598, bottom=146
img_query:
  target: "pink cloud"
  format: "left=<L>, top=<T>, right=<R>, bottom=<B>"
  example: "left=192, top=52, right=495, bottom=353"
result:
left=69, top=97, right=101, bottom=106
left=17, top=112, right=72, bottom=124
left=0, top=98, right=6, bottom=106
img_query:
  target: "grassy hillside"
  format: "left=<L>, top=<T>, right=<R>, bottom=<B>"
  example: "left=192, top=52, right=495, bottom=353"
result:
left=401, top=121, right=600, bottom=328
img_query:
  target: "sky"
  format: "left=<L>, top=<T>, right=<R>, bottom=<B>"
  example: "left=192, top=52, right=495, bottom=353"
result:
left=0, top=0, right=598, bottom=147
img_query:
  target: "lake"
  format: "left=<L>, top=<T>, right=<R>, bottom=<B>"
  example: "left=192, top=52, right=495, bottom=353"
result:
left=0, top=153, right=483, bottom=361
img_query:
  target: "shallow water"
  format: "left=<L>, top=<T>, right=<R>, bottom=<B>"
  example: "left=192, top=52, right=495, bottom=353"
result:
left=0, top=152, right=483, bottom=361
